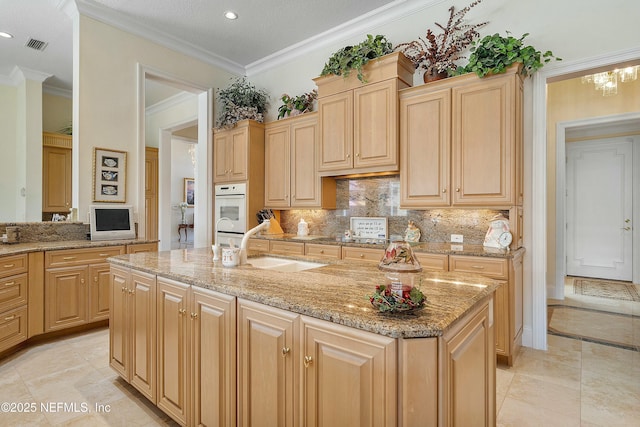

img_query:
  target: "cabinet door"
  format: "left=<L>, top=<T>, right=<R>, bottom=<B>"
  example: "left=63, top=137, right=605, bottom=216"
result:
left=230, top=127, right=249, bottom=181
left=157, top=278, right=190, bottom=425
left=42, top=145, right=72, bottom=212
left=130, top=271, right=157, bottom=403
left=88, top=264, right=111, bottom=322
left=265, top=123, right=291, bottom=208
left=145, top=146, right=159, bottom=240
left=110, top=266, right=130, bottom=379
left=353, top=79, right=399, bottom=171
left=440, top=302, right=494, bottom=427
left=318, top=91, right=352, bottom=172
left=400, top=87, right=451, bottom=207
left=45, top=266, right=87, bottom=331
left=238, top=299, right=298, bottom=427
left=301, top=316, right=397, bottom=427
left=191, top=288, right=236, bottom=427
left=452, top=76, right=515, bottom=206
left=290, top=116, right=321, bottom=207
left=213, top=132, right=230, bottom=183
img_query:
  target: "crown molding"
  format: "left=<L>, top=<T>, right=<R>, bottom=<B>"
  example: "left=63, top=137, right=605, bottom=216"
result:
left=43, top=84, right=73, bottom=98
left=245, top=0, right=445, bottom=76
left=10, top=66, right=53, bottom=85
left=145, top=91, right=197, bottom=116
left=75, top=0, right=245, bottom=76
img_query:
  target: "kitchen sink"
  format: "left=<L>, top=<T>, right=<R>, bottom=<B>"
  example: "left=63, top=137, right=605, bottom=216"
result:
left=248, top=256, right=326, bottom=272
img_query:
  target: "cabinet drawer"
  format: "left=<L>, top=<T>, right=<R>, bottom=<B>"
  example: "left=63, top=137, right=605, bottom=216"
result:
left=305, top=243, right=342, bottom=260
left=449, top=255, right=508, bottom=279
left=0, top=273, right=28, bottom=313
left=127, top=242, right=157, bottom=254
left=0, top=306, right=28, bottom=353
left=45, top=246, right=125, bottom=268
left=341, top=247, right=384, bottom=262
left=269, top=241, right=305, bottom=255
left=0, top=254, right=28, bottom=278
left=247, top=239, right=270, bottom=253
left=415, top=253, right=448, bottom=272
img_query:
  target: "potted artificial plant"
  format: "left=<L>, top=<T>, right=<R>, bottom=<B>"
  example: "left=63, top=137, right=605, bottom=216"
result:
left=277, top=89, right=318, bottom=119
left=319, top=34, right=394, bottom=83
left=215, top=77, right=269, bottom=129
left=395, top=0, right=487, bottom=83
left=455, top=32, right=561, bottom=78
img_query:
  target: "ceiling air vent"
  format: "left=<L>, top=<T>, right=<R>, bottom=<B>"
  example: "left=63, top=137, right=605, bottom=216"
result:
left=25, top=38, right=48, bottom=51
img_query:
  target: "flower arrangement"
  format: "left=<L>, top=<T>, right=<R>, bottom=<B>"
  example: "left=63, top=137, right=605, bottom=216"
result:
left=395, top=0, right=487, bottom=80
left=215, top=77, right=269, bottom=129
left=370, top=284, right=426, bottom=313
left=320, top=34, right=394, bottom=83
left=277, top=89, right=318, bottom=119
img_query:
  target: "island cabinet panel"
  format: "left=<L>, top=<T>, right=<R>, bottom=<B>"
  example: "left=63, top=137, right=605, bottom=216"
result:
left=398, top=338, right=438, bottom=427
left=238, top=299, right=299, bottom=427
left=301, top=315, right=397, bottom=427
left=156, top=278, right=190, bottom=426
left=439, top=299, right=495, bottom=427
left=191, top=287, right=236, bottom=427
left=109, top=267, right=157, bottom=402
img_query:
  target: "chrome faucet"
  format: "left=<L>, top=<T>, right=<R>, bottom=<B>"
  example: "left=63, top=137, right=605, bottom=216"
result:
left=213, top=217, right=233, bottom=261
left=240, top=220, right=270, bottom=265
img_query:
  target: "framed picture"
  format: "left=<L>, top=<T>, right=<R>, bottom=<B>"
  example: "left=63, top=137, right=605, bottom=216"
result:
left=184, top=178, right=195, bottom=207
left=92, top=147, right=127, bottom=203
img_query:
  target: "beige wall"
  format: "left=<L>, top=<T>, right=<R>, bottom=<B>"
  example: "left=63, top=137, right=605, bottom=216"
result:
left=546, top=76, right=640, bottom=284
left=43, top=92, right=72, bottom=133
left=75, top=15, right=236, bottom=220
left=0, top=85, right=18, bottom=221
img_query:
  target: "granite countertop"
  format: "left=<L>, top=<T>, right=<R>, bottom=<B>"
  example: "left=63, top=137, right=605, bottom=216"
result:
left=109, top=248, right=502, bottom=339
left=250, top=233, right=520, bottom=258
left=0, top=239, right=157, bottom=256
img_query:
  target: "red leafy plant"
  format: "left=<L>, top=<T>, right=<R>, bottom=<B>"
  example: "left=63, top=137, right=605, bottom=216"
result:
left=396, top=0, right=488, bottom=77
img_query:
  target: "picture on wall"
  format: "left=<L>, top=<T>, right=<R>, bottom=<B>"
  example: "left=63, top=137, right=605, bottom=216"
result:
left=184, top=178, right=195, bottom=207
left=93, top=147, right=127, bottom=203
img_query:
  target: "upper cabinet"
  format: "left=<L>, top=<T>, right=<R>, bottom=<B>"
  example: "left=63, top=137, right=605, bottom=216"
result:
left=400, top=65, right=523, bottom=209
left=42, top=132, right=72, bottom=213
left=313, top=52, right=413, bottom=176
left=264, top=113, right=336, bottom=209
left=214, top=120, right=265, bottom=183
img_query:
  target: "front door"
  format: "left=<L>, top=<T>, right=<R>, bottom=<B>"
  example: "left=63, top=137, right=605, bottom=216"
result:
left=566, top=138, right=633, bottom=281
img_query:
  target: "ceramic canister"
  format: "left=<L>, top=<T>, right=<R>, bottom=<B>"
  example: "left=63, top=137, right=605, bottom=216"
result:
left=221, top=247, right=240, bottom=267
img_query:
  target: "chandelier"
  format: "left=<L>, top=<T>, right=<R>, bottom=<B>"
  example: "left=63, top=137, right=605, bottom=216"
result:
left=581, top=66, right=639, bottom=96
left=188, top=144, right=196, bottom=167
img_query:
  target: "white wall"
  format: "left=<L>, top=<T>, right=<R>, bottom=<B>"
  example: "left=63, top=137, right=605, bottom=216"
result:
left=75, top=15, right=236, bottom=224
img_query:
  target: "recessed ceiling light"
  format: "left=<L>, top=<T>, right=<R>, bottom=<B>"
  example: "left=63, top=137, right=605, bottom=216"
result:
left=0, top=32, right=14, bottom=39
left=224, top=11, right=238, bottom=20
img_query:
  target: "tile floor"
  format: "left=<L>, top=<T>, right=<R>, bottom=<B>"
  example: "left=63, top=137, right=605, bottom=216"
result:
left=0, top=277, right=638, bottom=426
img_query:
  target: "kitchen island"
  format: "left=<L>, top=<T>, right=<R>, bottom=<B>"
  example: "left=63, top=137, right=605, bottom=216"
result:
left=109, top=247, right=502, bottom=427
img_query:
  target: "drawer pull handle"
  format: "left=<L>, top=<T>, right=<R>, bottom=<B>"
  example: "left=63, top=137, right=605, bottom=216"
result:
left=63, top=256, right=76, bottom=260
left=471, top=265, right=485, bottom=269
left=80, top=278, right=85, bottom=284
left=99, top=253, right=110, bottom=257
left=282, top=347, right=290, bottom=357
left=4, top=281, right=15, bottom=287
left=4, top=315, right=16, bottom=321
left=94, top=277, right=98, bottom=282
left=303, top=355, right=313, bottom=368
left=3, top=264, right=15, bottom=268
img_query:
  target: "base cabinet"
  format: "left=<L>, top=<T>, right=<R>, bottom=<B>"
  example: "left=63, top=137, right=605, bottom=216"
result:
left=0, top=254, right=29, bottom=353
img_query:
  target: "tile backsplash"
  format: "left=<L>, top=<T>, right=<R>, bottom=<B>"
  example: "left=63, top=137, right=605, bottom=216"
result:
left=279, top=175, right=507, bottom=244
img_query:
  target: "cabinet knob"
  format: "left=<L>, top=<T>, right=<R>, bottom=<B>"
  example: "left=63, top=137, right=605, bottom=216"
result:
left=346, top=154, right=351, bottom=159
left=455, top=188, right=460, bottom=192
left=179, top=308, right=187, bottom=315
left=94, top=277, right=98, bottom=282
left=190, top=312, right=198, bottom=319
left=281, top=347, right=290, bottom=357
left=80, top=278, right=85, bottom=284
left=355, top=153, right=359, bottom=157
left=320, top=250, right=324, bottom=254
left=128, top=289, right=135, bottom=295
left=442, top=188, right=447, bottom=193
left=303, top=355, right=313, bottom=368
left=121, top=286, right=127, bottom=293
left=359, top=254, right=364, bottom=258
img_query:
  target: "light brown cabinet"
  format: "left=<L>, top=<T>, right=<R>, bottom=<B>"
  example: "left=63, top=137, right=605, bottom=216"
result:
left=42, top=132, right=72, bottom=214
left=213, top=120, right=264, bottom=183
left=45, top=246, right=125, bottom=331
left=341, top=246, right=384, bottom=262
left=0, top=254, right=29, bottom=353
left=400, top=64, right=523, bottom=209
left=314, top=52, right=413, bottom=176
left=305, top=243, right=342, bottom=260
left=126, top=242, right=158, bottom=254
left=269, top=240, right=305, bottom=256
left=145, top=146, right=159, bottom=240
left=109, top=267, right=157, bottom=402
left=265, top=113, right=336, bottom=209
